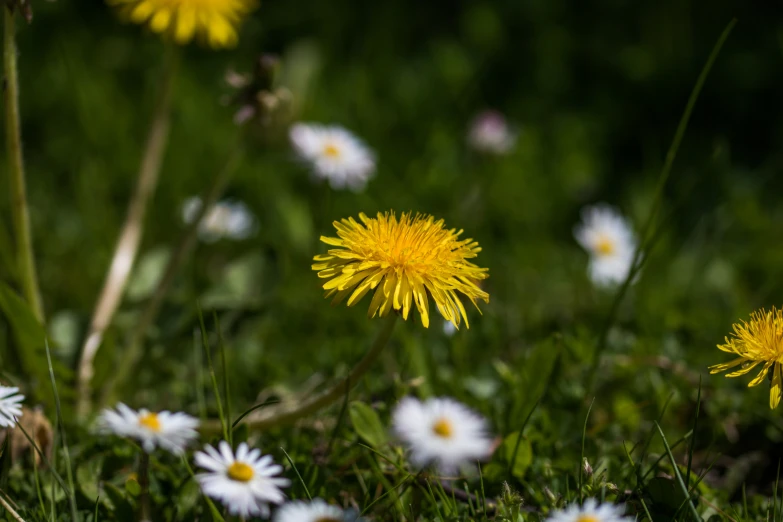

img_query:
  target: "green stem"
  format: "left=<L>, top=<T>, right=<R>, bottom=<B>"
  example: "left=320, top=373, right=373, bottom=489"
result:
left=200, top=314, right=398, bottom=434
left=3, top=7, right=43, bottom=322
left=101, top=144, right=244, bottom=406
left=76, top=48, right=177, bottom=417
left=138, top=452, right=151, bottom=522
left=583, top=18, right=737, bottom=397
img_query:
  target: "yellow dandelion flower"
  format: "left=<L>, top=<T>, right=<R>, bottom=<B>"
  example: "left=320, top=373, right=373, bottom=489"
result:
left=312, top=211, right=489, bottom=329
left=107, top=0, right=256, bottom=48
left=709, top=307, right=783, bottom=409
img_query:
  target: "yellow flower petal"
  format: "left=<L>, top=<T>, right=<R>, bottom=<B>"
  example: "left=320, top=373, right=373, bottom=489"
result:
left=748, top=361, right=773, bottom=387
left=771, top=363, right=782, bottom=409
left=314, top=211, right=488, bottom=328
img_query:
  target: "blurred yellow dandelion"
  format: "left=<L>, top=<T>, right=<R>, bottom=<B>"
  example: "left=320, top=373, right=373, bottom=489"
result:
left=709, top=307, right=783, bottom=409
left=107, top=0, right=256, bottom=48
left=312, top=211, right=489, bottom=329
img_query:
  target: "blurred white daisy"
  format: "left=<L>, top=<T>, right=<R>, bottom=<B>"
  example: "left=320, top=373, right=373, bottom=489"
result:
left=573, top=204, right=638, bottom=287
left=392, top=396, right=493, bottom=474
left=442, top=320, right=457, bottom=336
left=274, top=498, right=346, bottom=522
left=182, top=197, right=255, bottom=243
left=0, top=386, right=24, bottom=428
left=467, top=110, right=517, bottom=155
left=289, top=123, right=376, bottom=191
left=547, top=498, right=631, bottom=522
left=195, top=441, right=290, bottom=519
left=98, top=403, right=198, bottom=454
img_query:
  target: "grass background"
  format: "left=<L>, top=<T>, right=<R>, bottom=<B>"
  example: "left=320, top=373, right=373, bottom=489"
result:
left=1, top=0, right=783, bottom=520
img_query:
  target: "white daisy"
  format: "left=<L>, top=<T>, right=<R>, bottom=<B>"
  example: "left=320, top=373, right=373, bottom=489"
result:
left=0, top=386, right=24, bottom=428
left=195, top=441, right=291, bottom=519
left=274, top=498, right=346, bottom=522
left=392, top=396, right=493, bottom=474
left=573, top=204, right=639, bottom=287
left=182, top=197, right=255, bottom=243
left=467, top=110, right=517, bottom=155
left=98, top=403, right=199, bottom=454
left=289, top=123, right=376, bottom=191
left=442, top=320, right=457, bottom=336
left=547, top=498, right=631, bottom=522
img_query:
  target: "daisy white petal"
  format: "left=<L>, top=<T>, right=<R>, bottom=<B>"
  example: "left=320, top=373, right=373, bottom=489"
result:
left=97, top=403, right=199, bottom=455
left=574, top=204, right=639, bottom=287
left=289, top=123, right=376, bottom=191
left=547, top=499, right=632, bottom=522
left=182, top=197, right=255, bottom=243
left=195, top=441, right=291, bottom=519
left=0, top=386, right=23, bottom=428
left=274, top=498, right=346, bottom=522
left=392, top=396, right=493, bottom=474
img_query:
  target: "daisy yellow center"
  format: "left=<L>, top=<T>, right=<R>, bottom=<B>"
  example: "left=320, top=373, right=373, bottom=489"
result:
left=577, top=516, right=600, bottom=522
left=312, top=211, right=490, bottom=329
left=138, top=413, right=161, bottom=432
left=432, top=418, right=454, bottom=439
left=595, top=235, right=615, bottom=256
left=709, top=307, right=783, bottom=409
left=323, top=143, right=341, bottom=158
left=227, top=461, right=254, bottom=482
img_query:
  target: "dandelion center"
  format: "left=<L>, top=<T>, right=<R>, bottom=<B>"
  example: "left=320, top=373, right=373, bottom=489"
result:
left=227, top=461, right=255, bottom=482
left=595, top=235, right=615, bottom=256
left=312, top=211, right=489, bottom=329
left=709, top=307, right=783, bottom=409
left=577, top=516, right=600, bottom=522
left=138, top=413, right=161, bottom=432
left=323, top=143, right=341, bottom=158
left=432, top=418, right=454, bottom=439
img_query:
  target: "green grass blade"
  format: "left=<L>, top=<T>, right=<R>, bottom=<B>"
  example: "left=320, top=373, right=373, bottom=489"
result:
left=231, top=399, right=280, bottom=429
left=584, top=17, right=738, bottom=396
left=686, top=377, right=702, bottom=490
left=580, top=397, right=595, bottom=504
left=214, top=312, right=231, bottom=446
left=654, top=421, right=702, bottom=522
left=44, top=340, right=78, bottom=522
left=508, top=396, right=541, bottom=477
left=197, top=305, right=228, bottom=441
left=280, top=447, right=311, bottom=500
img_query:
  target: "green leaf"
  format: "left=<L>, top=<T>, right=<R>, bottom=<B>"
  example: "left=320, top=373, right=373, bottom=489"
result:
left=0, top=282, right=73, bottom=405
left=499, top=432, right=533, bottom=478
left=349, top=401, right=388, bottom=448
left=76, top=457, right=105, bottom=508
left=103, top=482, right=135, bottom=522
left=125, top=477, right=141, bottom=496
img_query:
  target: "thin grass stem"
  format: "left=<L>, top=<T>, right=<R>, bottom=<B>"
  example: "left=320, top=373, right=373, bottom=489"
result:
left=654, top=421, right=702, bottom=522
left=104, top=145, right=244, bottom=405
left=77, top=46, right=178, bottom=417
left=584, top=18, right=737, bottom=396
left=200, top=314, right=398, bottom=433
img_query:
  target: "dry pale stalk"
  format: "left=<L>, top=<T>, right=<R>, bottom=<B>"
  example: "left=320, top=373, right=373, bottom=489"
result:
left=76, top=51, right=177, bottom=417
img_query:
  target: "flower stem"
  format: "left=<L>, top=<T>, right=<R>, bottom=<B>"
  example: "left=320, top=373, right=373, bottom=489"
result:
left=200, top=314, right=398, bottom=434
left=138, top=451, right=151, bottom=522
left=4, top=7, right=43, bottom=322
left=76, top=48, right=177, bottom=417
left=99, top=144, right=244, bottom=409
